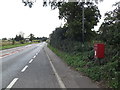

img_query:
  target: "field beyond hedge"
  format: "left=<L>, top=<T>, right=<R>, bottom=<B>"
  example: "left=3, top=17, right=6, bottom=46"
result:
left=0, top=40, right=38, bottom=50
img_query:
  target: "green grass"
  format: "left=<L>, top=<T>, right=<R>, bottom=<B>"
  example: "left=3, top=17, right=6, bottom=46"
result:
left=48, top=44, right=119, bottom=89
left=0, top=42, right=33, bottom=50
left=0, top=40, right=40, bottom=50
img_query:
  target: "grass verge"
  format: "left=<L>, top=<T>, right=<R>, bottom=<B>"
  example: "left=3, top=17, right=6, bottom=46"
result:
left=48, top=44, right=119, bottom=89
left=0, top=42, right=33, bottom=50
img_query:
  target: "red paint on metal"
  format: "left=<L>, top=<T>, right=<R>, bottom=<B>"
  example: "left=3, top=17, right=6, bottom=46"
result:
left=94, top=43, right=105, bottom=58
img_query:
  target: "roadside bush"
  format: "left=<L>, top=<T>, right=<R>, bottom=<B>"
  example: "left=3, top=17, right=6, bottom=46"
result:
left=48, top=44, right=119, bottom=88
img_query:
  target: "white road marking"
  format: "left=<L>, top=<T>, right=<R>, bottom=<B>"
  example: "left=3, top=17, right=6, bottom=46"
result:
left=21, top=65, right=28, bottom=72
left=46, top=53, right=66, bottom=88
left=6, top=78, right=19, bottom=88
left=33, top=55, right=36, bottom=58
left=36, top=53, right=38, bottom=55
left=29, top=59, right=33, bottom=64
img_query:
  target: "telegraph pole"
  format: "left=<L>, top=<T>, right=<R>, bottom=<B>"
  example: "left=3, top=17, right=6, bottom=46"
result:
left=82, top=3, right=85, bottom=47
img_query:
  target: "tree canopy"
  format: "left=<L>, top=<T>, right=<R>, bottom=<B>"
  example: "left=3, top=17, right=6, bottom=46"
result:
left=29, top=33, right=35, bottom=42
left=49, top=1, right=101, bottom=52
left=99, top=2, right=120, bottom=48
left=22, top=0, right=103, bottom=8
left=58, top=2, right=101, bottom=41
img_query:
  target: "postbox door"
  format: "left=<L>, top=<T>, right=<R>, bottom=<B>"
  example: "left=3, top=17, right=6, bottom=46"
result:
left=94, top=44, right=105, bottom=58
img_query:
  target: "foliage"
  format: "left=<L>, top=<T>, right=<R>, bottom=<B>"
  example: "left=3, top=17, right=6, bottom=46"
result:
left=29, top=33, right=35, bottom=42
left=50, top=26, right=95, bottom=53
left=48, top=44, right=119, bottom=88
left=50, top=27, right=67, bottom=49
left=43, top=0, right=104, bottom=9
left=22, top=0, right=35, bottom=8
left=14, top=32, right=25, bottom=44
left=21, top=0, right=104, bottom=8
left=99, top=3, right=120, bottom=51
left=58, top=2, right=101, bottom=41
left=41, top=37, right=48, bottom=41
left=2, top=38, right=7, bottom=40
left=14, top=35, right=24, bottom=42
left=49, top=2, right=101, bottom=51
left=12, top=39, right=15, bottom=45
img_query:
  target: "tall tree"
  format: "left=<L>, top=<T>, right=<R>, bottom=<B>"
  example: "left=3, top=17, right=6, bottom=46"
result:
left=43, top=0, right=103, bottom=9
left=99, top=1, right=120, bottom=47
left=29, top=33, right=35, bottom=42
left=50, top=27, right=67, bottom=50
left=58, top=2, right=101, bottom=41
left=22, top=0, right=103, bottom=8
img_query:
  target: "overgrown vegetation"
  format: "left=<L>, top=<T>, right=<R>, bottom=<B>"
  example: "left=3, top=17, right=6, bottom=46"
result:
left=48, top=1, right=119, bottom=89
left=48, top=44, right=119, bottom=89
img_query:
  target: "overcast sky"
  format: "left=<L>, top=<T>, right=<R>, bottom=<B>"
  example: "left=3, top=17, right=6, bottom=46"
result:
left=0, top=0, right=119, bottom=39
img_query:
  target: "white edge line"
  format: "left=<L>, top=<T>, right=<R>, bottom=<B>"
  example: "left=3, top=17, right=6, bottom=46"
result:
left=46, top=53, right=66, bottom=88
left=21, top=65, right=28, bottom=72
left=29, top=59, right=33, bottom=64
left=6, top=78, right=19, bottom=88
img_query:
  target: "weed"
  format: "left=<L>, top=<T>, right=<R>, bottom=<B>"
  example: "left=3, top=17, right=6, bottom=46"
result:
left=48, top=45, right=119, bottom=88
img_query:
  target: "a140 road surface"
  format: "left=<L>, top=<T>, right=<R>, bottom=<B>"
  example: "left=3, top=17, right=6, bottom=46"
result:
left=0, top=42, right=99, bottom=89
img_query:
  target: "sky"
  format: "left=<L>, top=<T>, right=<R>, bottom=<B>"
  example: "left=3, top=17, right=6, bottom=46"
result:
left=0, top=0, right=119, bottom=39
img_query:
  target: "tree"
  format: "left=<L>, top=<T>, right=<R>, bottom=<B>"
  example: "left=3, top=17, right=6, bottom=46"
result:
left=22, top=0, right=36, bottom=8
left=50, top=27, right=67, bottom=50
left=14, top=32, right=25, bottom=44
left=2, top=38, right=7, bottom=40
left=41, top=37, right=48, bottom=41
left=44, top=0, right=103, bottom=9
left=57, top=2, right=101, bottom=41
left=14, top=35, right=19, bottom=41
left=15, top=35, right=24, bottom=41
left=22, top=0, right=103, bottom=8
left=29, top=33, right=35, bottom=42
left=99, top=2, right=120, bottom=49
left=14, top=35, right=24, bottom=41
left=11, top=38, right=15, bottom=45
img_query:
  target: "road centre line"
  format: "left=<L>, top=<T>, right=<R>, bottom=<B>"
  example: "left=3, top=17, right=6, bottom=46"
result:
left=29, top=59, right=34, bottom=64
left=33, top=55, right=36, bottom=58
left=21, top=65, right=28, bottom=72
left=45, top=52, right=66, bottom=88
left=36, top=53, right=38, bottom=55
left=6, top=78, right=19, bottom=88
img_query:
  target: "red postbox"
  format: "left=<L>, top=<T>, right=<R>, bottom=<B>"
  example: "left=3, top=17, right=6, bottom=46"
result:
left=94, top=43, right=105, bottom=58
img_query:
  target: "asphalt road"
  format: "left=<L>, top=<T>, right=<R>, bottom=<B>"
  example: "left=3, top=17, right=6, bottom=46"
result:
left=1, top=42, right=48, bottom=89
left=0, top=42, right=99, bottom=89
